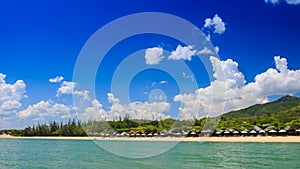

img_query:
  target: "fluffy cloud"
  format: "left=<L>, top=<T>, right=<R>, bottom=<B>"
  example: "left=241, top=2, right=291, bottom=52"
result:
left=264, top=0, right=280, bottom=4
left=265, top=0, right=300, bottom=5
left=146, top=45, right=216, bottom=63
left=107, top=93, right=171, bottom=120
left=79, top=93, right=171, bottom=121
left=243, top=56, right=300, bottom=96
left=49, top=76, right=64, bottom=83
left=145, top=47, right=164, bottom=65
left=204, top=14, right=226, bottom=34
left=50, top=77, right=90, bottom=100
left=0, top=73, right=26, bottom=115
left=107, top=93, right=120, bottom=104
left=18, top=100, right=72, bottom=120
left=198, top=47, right=214, bottom=55
left=210, top=56, right=246, bottom=88
left=215, top=46, right=220, bottom=54
left=168, top=45, right=198, bottom=61
left=2, top=100, right=22, bottom=111
left=174, top=56, right=300, bottom=120
left=286, top=0, right=300, bottom=4
left=57, top=81, right=76, bottom=95
left=80, top=99, right=109, bottom=121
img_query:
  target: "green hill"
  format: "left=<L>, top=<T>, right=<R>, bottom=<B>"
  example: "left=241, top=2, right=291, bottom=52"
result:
left=217, top=95, right=300, bottom=130
left=223, top=95, right=300, bottom=119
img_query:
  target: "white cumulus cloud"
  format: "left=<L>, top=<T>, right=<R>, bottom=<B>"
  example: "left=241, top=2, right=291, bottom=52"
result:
left=49, top=76, right=64, bottom=83
left=174, top=56, right=300, bottom=120
left=264, top=0, right=280, bottom=4
left=18, top=100, right=72, bottom=120
left=78, top=93, right=171, bottom=121
left=168, top=45, right=198, bottom=61
left=53, top=79, right=89, bottom=100
left=286, top=0, right=300, bottom=4
left=145, top=47, right=164, bottom=65
left=57, top=81, right=76, bottom=95
left=0, top=73, right=26, bottom=116
left=198, top=47, right=214, bottom=55
left=265, top=0, right=300, bottom=5
left=204, top=14, right=226, bottom=34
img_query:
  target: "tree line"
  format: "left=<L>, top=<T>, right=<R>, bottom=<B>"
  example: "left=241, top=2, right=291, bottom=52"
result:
left=22, top=119, right=86, bottom=136
left=1, top=115, right=299, bottom=137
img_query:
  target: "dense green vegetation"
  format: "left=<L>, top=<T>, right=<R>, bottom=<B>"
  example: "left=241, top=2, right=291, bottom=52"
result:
left=21, top=119, right=86, bottom=136
left=1, top=95, right=300, bottom=136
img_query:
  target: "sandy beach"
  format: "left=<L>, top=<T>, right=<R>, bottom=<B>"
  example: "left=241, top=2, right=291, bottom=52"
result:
left=0, top=134, right=14, bottom=138
left=1, top=135, right=299, bottom=142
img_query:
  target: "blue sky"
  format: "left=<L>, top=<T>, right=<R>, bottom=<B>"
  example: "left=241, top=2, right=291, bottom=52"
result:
left=0, top=0, right=300, bottom=129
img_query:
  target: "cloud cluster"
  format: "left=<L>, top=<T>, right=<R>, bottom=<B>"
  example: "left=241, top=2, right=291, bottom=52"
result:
left=265, top=0, right=300, bottom=5
left=174, top=56, right=300, bottom=119
left=18, top=100, right=72, bottom=120
left=203, top=14, right=226, bottom=34
left=13, top=76, right=90, bottom=124
left=2, top=54, right=300, bottom=128
left=168, top=45, right=198, bottom=61
left=198, top=47, right=214, bottom=55
left=145, top=45, right=200, bottom=65
left=79, top=93, right=171, bottom=121
left=145, top=47, right=164, bottom=65
left=49, top=76, right=64, bottom=83
left=19, top=76, right=171, bottom=122
left=144, top=14, right=224, bottom=65
left=49, top=76, right=89, bottom=99
left=0, top=73, right=26, bottom=116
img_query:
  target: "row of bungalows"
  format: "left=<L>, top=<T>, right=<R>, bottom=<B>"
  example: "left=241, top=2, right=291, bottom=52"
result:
left=213, top=128, right=300, bottom=137
left=87, top=128, right=300, bottom=137
left=87, top=131, right=189, bottom=138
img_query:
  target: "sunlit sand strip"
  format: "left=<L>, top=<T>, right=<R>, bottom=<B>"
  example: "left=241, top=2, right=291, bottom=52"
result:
left=0, top=134, right=14, bottom=138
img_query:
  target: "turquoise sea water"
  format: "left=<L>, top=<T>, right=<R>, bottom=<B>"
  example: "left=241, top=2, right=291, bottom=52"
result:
left=0, top=138, right=299, bottom=169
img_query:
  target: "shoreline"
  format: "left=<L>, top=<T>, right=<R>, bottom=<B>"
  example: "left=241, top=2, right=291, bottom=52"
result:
left=1, top=135, right=300, bottom=142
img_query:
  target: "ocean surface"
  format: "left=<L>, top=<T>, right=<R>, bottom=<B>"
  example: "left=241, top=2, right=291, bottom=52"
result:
left=0, top=138, right=299, bottom=169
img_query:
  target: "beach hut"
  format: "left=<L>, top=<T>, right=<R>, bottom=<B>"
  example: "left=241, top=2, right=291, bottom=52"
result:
left=160, top=132, right=166, bottom=137
left=279, top=129, right=286, bottom=133
left=249, top=130, right=257, bottom=136
left=182, top=131, right=188, bottom=136
left=279, top=129, right=287, bottom=136
left=201, top=130, right=213, bottom=137
left=295, top=129, right=300, bottom=136
left=268, top=129, right=277, bottom=136
left=174, top=132, right=181, bottom=137
left=136, top=133, right=141, bottom=137
left=241, top=130, right=248, bottom=137
left=190, top=131, right=197, bottom=137
left=258, top=130, right=266, bottom=136
left=147, top=133, right=153, bottom=137
left=232, top=130, right=239, bottom=136
left=215, top=131, right=222, bottom=136
left=223, top=131, right=230, bottom=137
left=141, top=133, right=146, bottom=137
